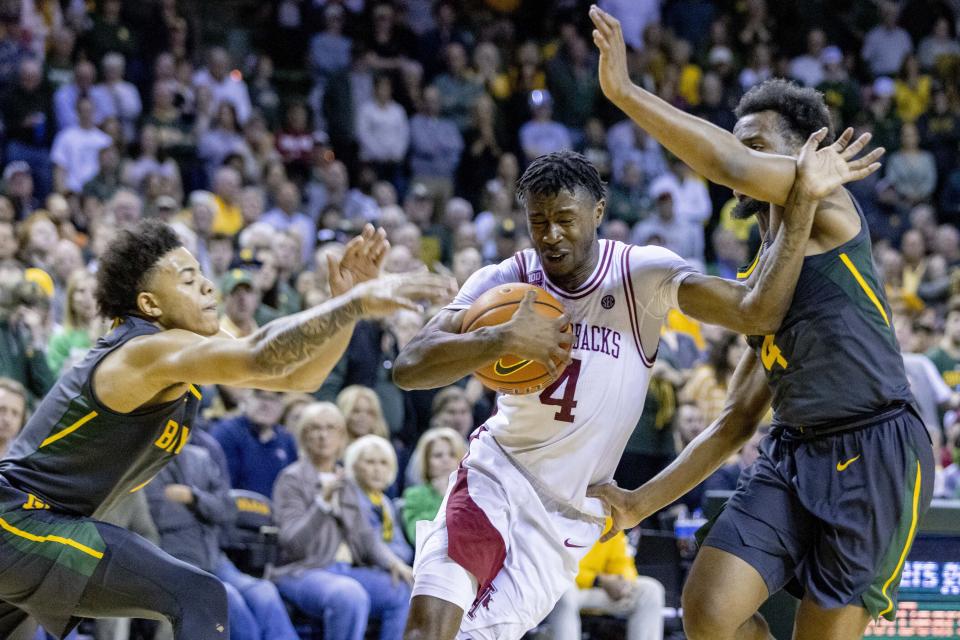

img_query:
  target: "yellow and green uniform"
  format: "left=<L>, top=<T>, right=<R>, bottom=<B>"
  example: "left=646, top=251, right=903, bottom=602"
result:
left=704, top=194, right=934, bottom=622
left=0, top=315, right=210, bottom=637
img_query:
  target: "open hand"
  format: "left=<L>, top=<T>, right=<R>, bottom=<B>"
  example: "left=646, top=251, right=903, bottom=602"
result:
left=795, top=127, right=885, bottom=201
left=354, top=272, right=458, bottom=318
left=328, top=224, right=390, bottom=297
left=589, top=5, right=633, bottom=104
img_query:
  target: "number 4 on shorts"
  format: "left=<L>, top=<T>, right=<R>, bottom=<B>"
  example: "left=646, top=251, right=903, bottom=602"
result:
left=539, top=358, right=582, bottom=422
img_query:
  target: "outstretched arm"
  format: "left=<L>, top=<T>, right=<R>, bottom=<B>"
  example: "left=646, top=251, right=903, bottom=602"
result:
left=590, top=5, right=792, bottom=204
left=589, top=349, right=771, bottom=541
left=96, top=271, right=456, bottom=410
left=674, top=128, right=883, bottom=335
left=591, top=5, right=834, bottom=207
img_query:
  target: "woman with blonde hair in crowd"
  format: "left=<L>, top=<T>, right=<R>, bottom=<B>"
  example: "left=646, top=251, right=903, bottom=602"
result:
left=273, top=402, right=413, bottom=640
left=46, top=270, right=107, bottom=375
left=344, top=434, right=413, bottom=564
left=337, top=384, right=389, bottom=442
left=400, top=426, right=466, bottom=544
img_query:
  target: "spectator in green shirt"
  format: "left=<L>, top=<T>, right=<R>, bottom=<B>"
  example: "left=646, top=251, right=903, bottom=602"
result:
left=401, top=426, right=465, bottom=544
left=47, top=270, right=108, bottom=376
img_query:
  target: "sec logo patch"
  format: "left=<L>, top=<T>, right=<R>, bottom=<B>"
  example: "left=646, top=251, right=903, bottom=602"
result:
left=601, top=295, right=615, bottom=309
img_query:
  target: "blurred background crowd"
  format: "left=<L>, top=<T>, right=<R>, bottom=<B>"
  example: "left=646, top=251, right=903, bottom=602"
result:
left=1, top=0, right=960, bottom=638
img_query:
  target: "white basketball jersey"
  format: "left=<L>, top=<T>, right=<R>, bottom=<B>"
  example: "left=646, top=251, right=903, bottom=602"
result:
left=449, top=239, right=694, bottom=512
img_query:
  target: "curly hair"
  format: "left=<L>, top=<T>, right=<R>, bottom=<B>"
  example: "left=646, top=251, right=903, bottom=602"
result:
left=735, top=79, right=834, bottom=147
left=95, top=220, right=182, bottom=319
left=516, top=151, right=606, bottom=206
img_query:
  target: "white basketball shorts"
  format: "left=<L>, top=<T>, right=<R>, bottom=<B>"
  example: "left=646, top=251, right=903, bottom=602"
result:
left=411, top=426, right=606, bottom=640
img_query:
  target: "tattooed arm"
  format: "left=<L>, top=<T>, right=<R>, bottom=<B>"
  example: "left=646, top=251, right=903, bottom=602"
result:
left=94, top=273, right=457, bottom=411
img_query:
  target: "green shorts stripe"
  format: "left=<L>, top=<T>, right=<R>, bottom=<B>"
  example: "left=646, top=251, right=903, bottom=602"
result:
left=0, top=509, right=105, bottom=577
left=861, top=453, right=922, bottom=620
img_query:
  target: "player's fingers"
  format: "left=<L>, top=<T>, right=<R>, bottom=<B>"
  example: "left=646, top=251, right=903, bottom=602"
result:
left=804, top=126, right=828, bottom=150
left=543, top=357, right=559, bottom=379
left=847, top=147, right=885, bottom=171
left=361, top=223, right=375, bottom=239
left=555, top=313, right=572, bottom=329
left=830, top=127, right=854, bottom=152
left=592, top=29, right=608, bottom=52
left=551, top=347, right=571, bottom=365
left=599, top=526, right=620, bottom=544
left=325, top=253, right=340, bottom=276
left=585, top=483, right=611, bottom=500
left=592, top=5, right=621, bottom=34
left=344, top=233, right=364, bottom=253
left=840, top=131, right=871, bottom=159
left=518, top=289, right=538, bottom=310
left=388, top=297, right=423, bottom=313
left=849, top=162, right=883, bottom=181
left=589, top=5, right=614, bottom=39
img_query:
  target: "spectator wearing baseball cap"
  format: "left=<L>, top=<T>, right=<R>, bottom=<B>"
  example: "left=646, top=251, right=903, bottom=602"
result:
left=219, top=268, right=258, bottom=338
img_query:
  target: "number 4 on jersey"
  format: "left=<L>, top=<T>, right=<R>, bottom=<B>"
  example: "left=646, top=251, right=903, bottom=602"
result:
left=539, top=358, right=582, bottom=422
left=760, top=335, right=788, bottom=371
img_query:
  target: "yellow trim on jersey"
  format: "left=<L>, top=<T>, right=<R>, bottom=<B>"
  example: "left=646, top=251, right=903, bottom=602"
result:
left=39, top=411, right=98, bottom=448
left=128, top=474, right=157, bottom=493
left=737, top=248, right=762, bottom=280
left=878, top=460, right=922, bottom=617
left=0, top=516, right=104, bottom=559
left=188, top=384, right=202, bottom=400
left=839, top=253, right=890, bottom=326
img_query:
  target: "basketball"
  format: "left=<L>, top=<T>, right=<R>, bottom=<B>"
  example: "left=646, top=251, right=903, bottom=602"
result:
left=461, top=283, right=569, bottom=395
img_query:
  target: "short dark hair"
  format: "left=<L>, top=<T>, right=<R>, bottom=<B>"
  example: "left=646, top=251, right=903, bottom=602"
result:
left=95, top=220, right=182, bottom=319
left=735, top=79, right=834, bottom=147
left=516, top=151, right=606, bottom=206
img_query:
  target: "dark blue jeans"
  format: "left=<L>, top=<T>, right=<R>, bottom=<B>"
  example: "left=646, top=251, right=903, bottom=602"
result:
left=275, top=563, right=411, bottom=640
left=215, top=556, right=298, bottom=640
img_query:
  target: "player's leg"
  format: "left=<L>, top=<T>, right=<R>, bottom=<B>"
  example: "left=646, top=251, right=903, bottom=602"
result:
left=74, top=523, right=228, bottom=640
left=403, top=596, right=463, bottom=640
left=685, top=433, right=813, bottom=640
left=682, top=546, right=773, bottom=640
left=791, top=598, right=870, bottom=640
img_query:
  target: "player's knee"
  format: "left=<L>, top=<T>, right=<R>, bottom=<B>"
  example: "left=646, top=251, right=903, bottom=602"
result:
left=681, top=582, right=728, bottom=639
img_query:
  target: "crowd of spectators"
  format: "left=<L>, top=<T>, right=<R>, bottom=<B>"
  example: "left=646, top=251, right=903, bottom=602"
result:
left=2, top=0, right=960, bottom=638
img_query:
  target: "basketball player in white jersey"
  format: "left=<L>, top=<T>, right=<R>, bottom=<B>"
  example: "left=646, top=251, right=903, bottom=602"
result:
left=393, top=139, right=882, bottom=640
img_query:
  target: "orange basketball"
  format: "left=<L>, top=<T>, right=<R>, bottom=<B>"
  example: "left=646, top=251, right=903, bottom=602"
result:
left=461, top=283, right=569, bottom=395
